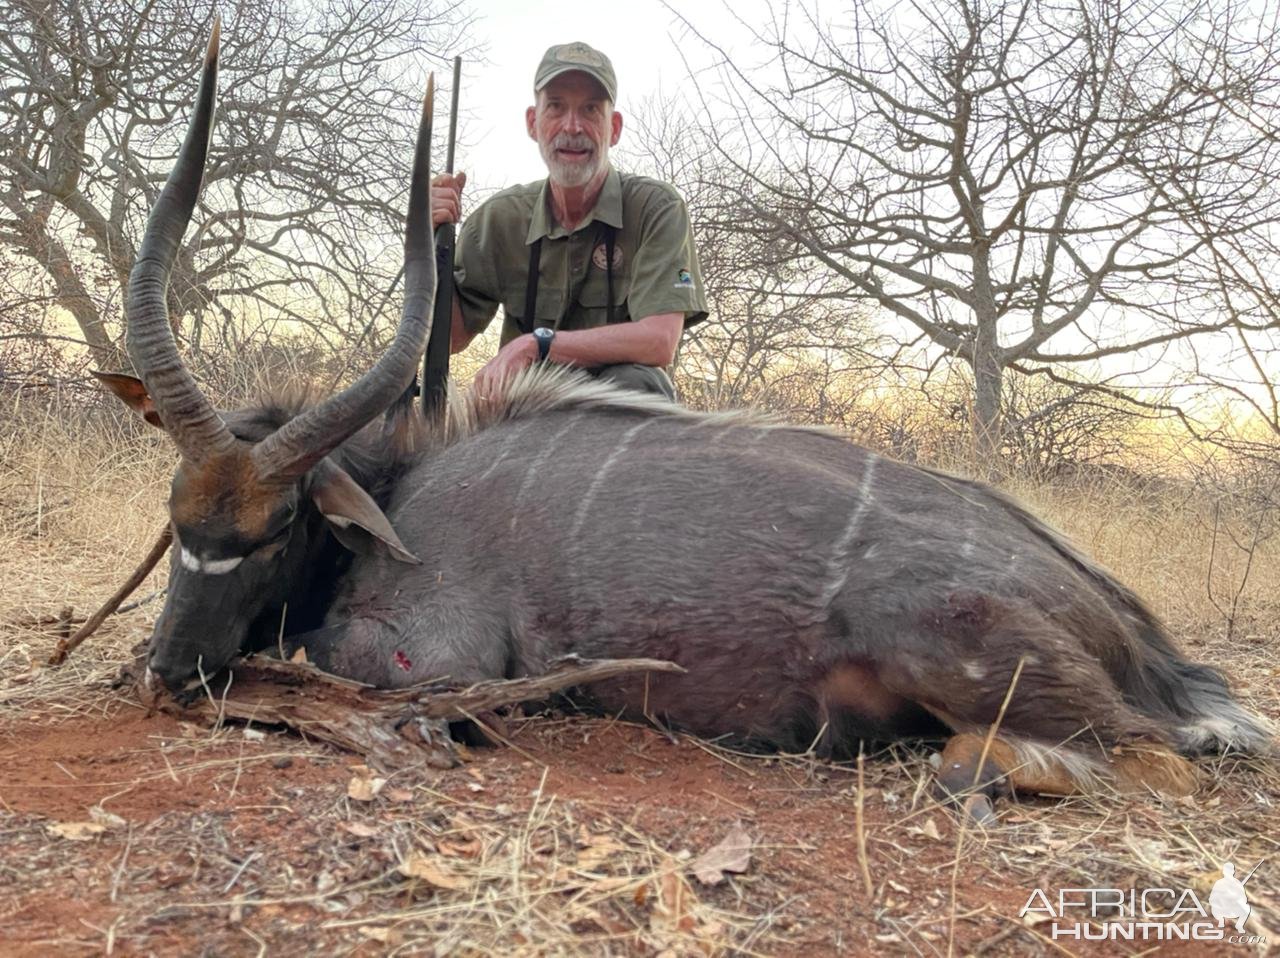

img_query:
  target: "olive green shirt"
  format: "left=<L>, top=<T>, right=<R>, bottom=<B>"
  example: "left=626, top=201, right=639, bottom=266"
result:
left=453, top=169, right=708, bottom=346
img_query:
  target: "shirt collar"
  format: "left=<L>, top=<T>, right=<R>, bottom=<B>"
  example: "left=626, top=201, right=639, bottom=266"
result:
left=527, top=168, right=623, bottom=244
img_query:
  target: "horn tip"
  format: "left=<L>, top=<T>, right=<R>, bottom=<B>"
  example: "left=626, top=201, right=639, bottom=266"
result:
left=424, top=72, right=435, bottom=124
left=207, top=16, right=222, bottom=63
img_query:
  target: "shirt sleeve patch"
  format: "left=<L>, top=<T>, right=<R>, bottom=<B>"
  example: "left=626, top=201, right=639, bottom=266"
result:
left=674, top=268, right=694, bottom=288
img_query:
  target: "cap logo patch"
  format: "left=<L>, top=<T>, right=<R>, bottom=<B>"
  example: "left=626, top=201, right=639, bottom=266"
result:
left=559, top=43, right=606, bottom=67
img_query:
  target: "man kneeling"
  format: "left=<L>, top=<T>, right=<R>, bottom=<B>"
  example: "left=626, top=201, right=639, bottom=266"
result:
left=430, top=42, right=707, bottom=400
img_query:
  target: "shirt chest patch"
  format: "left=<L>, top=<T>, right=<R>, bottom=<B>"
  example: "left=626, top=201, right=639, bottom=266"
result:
left=591, top=242, right=624, bottom=271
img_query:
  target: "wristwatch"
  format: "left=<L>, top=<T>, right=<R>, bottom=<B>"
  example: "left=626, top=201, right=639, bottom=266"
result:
left=532, top=326, right=555, bottom=362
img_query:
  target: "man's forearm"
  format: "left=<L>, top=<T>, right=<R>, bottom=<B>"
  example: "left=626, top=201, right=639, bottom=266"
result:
left=546, top=313, right=683, bottom=368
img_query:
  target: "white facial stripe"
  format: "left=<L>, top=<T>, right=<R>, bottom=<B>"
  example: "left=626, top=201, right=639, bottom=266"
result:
left=179, top=546, right=245, bottom=576
left=203, top=555, right=245, bottom=575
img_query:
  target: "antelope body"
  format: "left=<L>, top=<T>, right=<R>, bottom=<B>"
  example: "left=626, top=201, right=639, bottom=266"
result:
left=105, top=26, right=1270, bottom=811
left=300, top=374, right=1271, bottom=796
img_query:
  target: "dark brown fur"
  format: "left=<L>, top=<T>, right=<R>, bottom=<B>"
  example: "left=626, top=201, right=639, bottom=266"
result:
left=299, top=369, right=1270, bottom=789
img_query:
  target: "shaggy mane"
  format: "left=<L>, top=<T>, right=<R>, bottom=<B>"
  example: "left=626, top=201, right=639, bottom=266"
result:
left=227, top=384, right=414, bottom=493
left=223, top=389, right=313, bottom=442
left=435, top=365, right=844, bottom=447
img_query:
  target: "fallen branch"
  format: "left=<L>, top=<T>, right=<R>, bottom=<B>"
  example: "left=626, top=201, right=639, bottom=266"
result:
left=16, top=608, right=82, bottom=629
left=48, top=524, right=172, bottom=666
left=129, top=653, right=684, bottom=770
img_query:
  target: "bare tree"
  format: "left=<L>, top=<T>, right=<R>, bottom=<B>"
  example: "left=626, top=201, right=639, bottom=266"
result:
left=0, top=0, right=472, bottom=374
left=622, top=98, right=884, bottom=414
left=1182, top=214, right=1280, bottom=461
left=676, top=0, right=1280, bottom=464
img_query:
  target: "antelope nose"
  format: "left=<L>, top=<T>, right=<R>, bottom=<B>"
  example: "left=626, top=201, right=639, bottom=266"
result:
left=147, top=646, right=192, bottom=692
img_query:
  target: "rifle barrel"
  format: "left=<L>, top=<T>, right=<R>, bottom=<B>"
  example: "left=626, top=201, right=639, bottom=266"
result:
left=446, top=57, right=461, bottom=173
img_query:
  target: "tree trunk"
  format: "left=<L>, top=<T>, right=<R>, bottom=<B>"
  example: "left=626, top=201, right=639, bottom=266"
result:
left=8, top=195, right=125, bottom=370
left=971, top=337, right=1003, bottom=475
left=47, top=246, right=125, bottom=370
left=970, top=251, right=1003, bottom=475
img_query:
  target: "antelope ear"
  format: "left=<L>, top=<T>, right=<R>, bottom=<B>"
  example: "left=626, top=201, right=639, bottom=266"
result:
left=94, top=371, right=165, bottom=428
left=309, top=460, right=420, bottom=565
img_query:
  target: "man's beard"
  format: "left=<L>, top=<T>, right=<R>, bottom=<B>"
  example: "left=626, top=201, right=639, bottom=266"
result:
left=541, top=132, right=609, bottom=188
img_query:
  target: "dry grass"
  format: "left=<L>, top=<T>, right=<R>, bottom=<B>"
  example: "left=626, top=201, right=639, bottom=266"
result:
left=1012, top=474, right=1277, bottom=636
left=3, top=728, right=775, bottom=955
left=1, top=391, right=174, bottom=724
left=2, top=391, right=1279, bottom=955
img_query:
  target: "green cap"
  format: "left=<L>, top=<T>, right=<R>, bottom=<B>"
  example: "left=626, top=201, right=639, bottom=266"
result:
left=534, top=42, right=617, bottom=102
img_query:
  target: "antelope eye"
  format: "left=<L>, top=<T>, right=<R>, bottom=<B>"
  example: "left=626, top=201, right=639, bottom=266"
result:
left=252, top=538, right=287, bottom=561
left=261, top=509, right=297, bottom=544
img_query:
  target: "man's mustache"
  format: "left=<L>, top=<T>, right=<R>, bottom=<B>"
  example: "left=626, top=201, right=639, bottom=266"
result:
left=552, top=134, right=595, bottom=152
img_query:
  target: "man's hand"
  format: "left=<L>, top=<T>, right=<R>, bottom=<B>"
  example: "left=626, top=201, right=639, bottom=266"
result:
left=430, top=171, right=466, bottom=228
left=472, top=334, right=537, bottom=398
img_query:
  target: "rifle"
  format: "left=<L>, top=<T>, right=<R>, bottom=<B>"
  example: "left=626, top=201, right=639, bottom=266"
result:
left=421, top=56, right=462, bottom=419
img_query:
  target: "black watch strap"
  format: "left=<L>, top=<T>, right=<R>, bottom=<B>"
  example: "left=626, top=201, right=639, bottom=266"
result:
left=534, top=327, right=555, bottom=362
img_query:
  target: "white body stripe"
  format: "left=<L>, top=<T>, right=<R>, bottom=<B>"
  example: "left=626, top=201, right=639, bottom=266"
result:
left=569, top=419, right=654, bottom=539
left=816, top=456, right=879, bottom=607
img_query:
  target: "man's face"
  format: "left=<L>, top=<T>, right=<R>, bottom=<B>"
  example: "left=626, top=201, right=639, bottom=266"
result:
left=527, top=72, right=623, bottom=188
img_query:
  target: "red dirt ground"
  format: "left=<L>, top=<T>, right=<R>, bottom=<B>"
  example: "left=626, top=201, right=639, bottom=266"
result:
left=0, top=705, right=1268, bottom=956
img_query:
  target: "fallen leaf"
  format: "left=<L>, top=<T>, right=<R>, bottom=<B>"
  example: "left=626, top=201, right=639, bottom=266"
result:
left=89, top=806, right=126, bottom=830
left=908, top=818, right=944, bottom=841
left=691, top=823, right=753, bottom=886
left=347, top=768, right=386, bottom=802
left=47, top=821, right=107, bottom=841
left=398, top=851, right=471, bottom=890
left=384, top=787, right=414, bottom=803
left=340, top=822, right=380, bottom=838
left=653, top=870, right=698, bottom=935
left=437, top=837, right=483, bottom=859
left=572, top=906, right=631, bottom=936
left=577, top=833, right=628, bottom=872
left=289, top=646, right=308, bottom=664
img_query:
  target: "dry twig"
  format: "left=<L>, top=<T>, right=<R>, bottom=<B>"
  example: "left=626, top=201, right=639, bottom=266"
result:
left=48, top=524, right=172, bottom=666
left=131, top=653, right=684, bottom=770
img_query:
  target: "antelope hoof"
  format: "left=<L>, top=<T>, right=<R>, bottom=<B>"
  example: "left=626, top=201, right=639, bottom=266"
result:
left=933, top=733, right=1013, bottom=812
left=961, top=793, right=998, bottom=826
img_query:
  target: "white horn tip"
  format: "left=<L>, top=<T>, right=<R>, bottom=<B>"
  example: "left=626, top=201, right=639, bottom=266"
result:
left=207, top=16, right=222, bottom=62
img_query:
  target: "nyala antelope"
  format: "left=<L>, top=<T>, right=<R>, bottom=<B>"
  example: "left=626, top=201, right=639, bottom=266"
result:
left=102, top=24, right=1272, bottom=818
